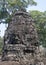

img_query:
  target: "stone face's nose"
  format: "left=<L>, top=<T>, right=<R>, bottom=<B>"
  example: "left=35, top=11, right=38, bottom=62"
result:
left=15, top=36, right=19, bottom=40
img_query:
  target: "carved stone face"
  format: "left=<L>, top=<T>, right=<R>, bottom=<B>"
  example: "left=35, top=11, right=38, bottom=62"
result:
left=2, top=11, right=39, bottom=62
left=7, top=33, right=20, bottom=44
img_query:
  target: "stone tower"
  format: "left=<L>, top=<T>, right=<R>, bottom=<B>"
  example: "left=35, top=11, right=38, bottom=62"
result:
left=2, top=11, right=40, bottom=65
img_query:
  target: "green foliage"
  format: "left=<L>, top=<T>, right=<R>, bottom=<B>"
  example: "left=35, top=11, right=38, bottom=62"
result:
left=0, top=37, right=3, bottom=54
left=29, top=10, right=46, bottom=47
left=7, top=0, right=37, bottom=8
left=0, top=0, right=37, bottom=23
left=6, top=0, right=37, bottom=14
left=0, top=10, right=8, bottom=19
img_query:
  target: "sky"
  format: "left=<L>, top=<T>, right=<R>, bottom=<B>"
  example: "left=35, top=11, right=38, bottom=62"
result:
left=27, top=0, right=46, bottom=12
left=0, top=0, right=46, bottom=37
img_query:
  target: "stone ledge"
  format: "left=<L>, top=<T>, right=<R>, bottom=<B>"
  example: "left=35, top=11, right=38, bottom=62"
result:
left=0, top=61, right=20, bottom=65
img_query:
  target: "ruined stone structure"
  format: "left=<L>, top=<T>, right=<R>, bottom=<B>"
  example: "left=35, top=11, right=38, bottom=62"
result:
left=2, top=11, right=43, bottom=65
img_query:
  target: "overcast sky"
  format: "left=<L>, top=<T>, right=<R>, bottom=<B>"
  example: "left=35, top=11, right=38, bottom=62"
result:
left=0, top=0, right=46, bottom=37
